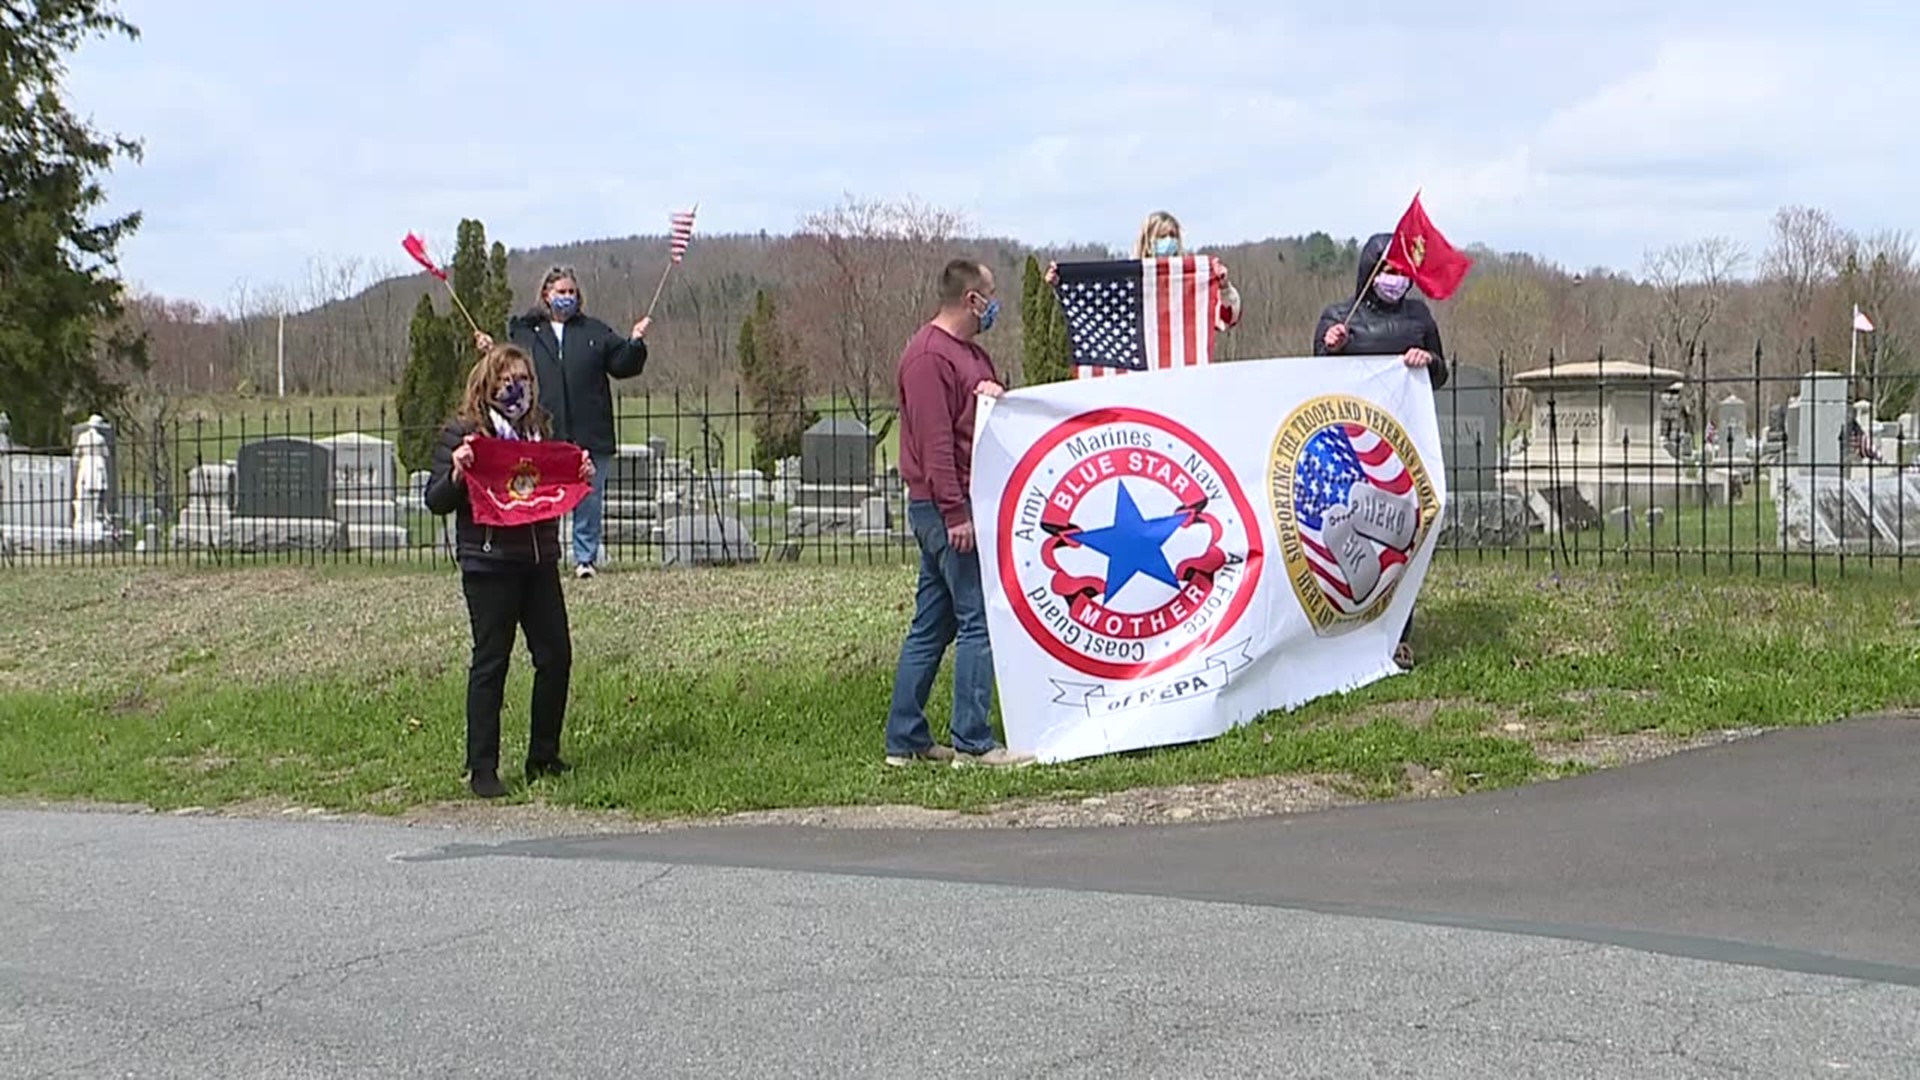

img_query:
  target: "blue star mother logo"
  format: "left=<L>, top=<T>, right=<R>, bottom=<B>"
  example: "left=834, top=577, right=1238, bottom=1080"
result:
left=997, top=407, right=1264, bottom=681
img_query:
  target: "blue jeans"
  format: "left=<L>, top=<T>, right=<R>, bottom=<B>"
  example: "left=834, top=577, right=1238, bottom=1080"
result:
left=571, top=449, right=612, bottom=566
left=885, top=500, right=999, bottom=756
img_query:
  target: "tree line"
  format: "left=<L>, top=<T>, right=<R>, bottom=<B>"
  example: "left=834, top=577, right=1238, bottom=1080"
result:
left=124, top=198, right=1920, bottom=415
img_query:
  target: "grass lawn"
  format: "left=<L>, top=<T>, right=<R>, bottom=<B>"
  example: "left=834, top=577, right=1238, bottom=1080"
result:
left=2, top=556, right=1917, bottom=820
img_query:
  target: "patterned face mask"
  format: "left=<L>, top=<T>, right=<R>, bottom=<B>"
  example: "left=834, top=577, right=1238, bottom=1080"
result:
left=1374, top=274, right=1411, bottom=302
left=493, top=377, right=530, bottom=419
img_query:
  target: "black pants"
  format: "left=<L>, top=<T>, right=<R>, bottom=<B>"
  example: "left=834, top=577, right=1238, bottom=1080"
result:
left=460, top=564, right=572, bottom=775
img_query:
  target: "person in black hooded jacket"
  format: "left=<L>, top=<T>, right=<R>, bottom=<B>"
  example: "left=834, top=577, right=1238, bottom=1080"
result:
left=1313, top=232, right=1450, bottom=389
left=425, top=343, right=594, bottom=798
left=475, top=263, right=649, bottom=579
left=1311, top=232, right=1449, bottom=670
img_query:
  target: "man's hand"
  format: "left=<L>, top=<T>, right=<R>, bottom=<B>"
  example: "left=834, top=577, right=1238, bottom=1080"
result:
left=631, top=316, right=652, bottom=338
left=947, top=520, right=977, bottom=553
left=451, top=434, right=477, bottom=480
left=473, top=331, right=495, bottom=352
left=1323, top=323, right=1350, bottom=352
left=1403, top=347, right=1434, bottom=368
left=578, top=450, right=595, bottom=481
left=1043, top=261, right=1059, bottom=286
left=974, top=379, right=1005, bottom=399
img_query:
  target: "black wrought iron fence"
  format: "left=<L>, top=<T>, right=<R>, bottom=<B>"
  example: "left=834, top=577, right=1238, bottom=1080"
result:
left=2, top=347, right=1915, bottom=578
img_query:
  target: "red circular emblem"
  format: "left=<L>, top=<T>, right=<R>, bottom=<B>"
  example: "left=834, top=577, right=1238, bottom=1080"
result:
left=997, top=407, right=1263, bottom=680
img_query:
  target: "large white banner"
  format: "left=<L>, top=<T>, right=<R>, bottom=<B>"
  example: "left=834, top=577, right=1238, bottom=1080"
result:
left=971, top=356, right=1449, bottom=763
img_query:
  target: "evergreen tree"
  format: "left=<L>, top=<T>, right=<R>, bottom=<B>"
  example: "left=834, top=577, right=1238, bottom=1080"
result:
left=482, top=241, right=513, bottom=334
left=1022, top=260, right=1074, bottom=386
left=737, top=289, right=815, bottom=476
left=1019, top=255, right=1044, bottom=385
left=0, top=2, right=147, bottom=448
left=394, top=294, right=459, bottom=472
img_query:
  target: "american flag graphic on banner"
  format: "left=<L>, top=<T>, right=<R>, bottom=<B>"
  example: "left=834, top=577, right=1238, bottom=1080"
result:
left=1055, top=257, right=1219, bottom=379
left=1293, top=422, right=1418, bottom=615
left=669, top=208, right=697, bottom=263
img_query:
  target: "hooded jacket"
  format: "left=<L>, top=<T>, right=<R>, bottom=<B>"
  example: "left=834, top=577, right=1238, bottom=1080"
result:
left=505, top=307, right=647, bottom=457
left=1312, top=232, right=1450, bottom=389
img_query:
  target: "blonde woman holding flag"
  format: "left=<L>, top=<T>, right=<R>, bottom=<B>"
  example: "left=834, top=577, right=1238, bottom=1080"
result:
left=1045, top=210, right=1243, bottom=333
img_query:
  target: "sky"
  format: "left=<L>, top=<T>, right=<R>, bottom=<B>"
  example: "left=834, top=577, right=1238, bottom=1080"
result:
left=61, top=0, right=1920, bottom=309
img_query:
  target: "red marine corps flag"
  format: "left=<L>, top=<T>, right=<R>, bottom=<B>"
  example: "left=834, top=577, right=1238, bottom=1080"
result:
left=1384, top=192, right=1473, bottom=301
left=464, top=437, right=593, bottom=527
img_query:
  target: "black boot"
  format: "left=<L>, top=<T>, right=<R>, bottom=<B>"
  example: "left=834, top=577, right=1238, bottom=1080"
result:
left=469, top=770, right=508, bottom=798
left=525, top=758, right=573, bottom=782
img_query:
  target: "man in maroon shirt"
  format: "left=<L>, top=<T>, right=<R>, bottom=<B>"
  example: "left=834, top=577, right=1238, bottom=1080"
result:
left=884, top=259, right=1035, bottom=768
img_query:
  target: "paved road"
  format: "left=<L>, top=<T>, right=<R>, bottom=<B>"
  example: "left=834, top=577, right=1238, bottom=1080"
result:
left=3, top=715, right=1918, bottom=1077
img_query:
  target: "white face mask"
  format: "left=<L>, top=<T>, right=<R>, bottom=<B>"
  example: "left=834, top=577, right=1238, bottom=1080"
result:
left=1374, top=273, right=1411, bottom=302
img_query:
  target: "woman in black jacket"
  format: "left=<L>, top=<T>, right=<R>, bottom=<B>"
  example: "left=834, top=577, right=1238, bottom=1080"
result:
left=475, top=264, right=649, bottom=579
left=1311, top=233, right=1450, bottom=670
left=425, top=343, right=595, bottom=798
left=1313, top=232, right=1451, bottom=388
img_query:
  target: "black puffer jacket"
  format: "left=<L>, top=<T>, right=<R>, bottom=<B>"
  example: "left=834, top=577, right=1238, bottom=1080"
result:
left=1312, top=232, right=1450, bottom=389
left=506, top=308, right=647, bottom=457
left=423, top=418, right=562, bottom=572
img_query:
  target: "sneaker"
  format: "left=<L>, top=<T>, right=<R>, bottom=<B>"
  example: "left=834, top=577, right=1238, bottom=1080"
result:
left=468, top=770, right=508, bottom=798
left=574, top=563, right=596, bottom=580
left=952, top=747, right=1037, bottom=769
left=1392, top=643, right=1414, bottom=671
left=884, top=744, right=957, bottom=767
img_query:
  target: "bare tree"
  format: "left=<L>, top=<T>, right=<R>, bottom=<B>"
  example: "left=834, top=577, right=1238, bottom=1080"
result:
left=781, top=193, right=973, bottom=431
left=1641, top=238, right=1746, bottom=442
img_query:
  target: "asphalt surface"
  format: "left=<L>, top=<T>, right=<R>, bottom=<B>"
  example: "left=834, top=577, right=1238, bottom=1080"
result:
left=3, top=714, right=1919, bottom=1077
left=441, top=713, right=1920, bottom=985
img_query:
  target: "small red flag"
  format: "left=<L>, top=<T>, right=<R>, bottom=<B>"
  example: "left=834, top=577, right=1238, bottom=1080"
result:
left=465, top=437, right=591, bottom=527
left=402, top=232, right=447, bottom=281
left=1384, top=193, right=1473, bottom=301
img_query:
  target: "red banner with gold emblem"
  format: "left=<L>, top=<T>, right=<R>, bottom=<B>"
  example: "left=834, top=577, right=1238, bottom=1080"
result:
left=465, top=437, right=592, bottom=527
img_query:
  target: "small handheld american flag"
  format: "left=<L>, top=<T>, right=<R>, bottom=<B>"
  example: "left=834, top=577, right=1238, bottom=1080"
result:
left=669, top=207, right=697, bottom=263
left=1056, top=257, right=1220, bottom=379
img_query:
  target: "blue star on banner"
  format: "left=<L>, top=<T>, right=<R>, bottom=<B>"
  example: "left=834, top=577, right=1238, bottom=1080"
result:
left=1071, top=481, right=1187, bottom=602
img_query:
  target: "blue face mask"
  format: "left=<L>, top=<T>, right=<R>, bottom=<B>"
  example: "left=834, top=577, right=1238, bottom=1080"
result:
left=1152, top=236, right=1179, bottom=257
left=493, top=377, right=530, bottom=420
left=976, top=296, right=1000, bottom=332
left=548, top=294, right=579, bottom=319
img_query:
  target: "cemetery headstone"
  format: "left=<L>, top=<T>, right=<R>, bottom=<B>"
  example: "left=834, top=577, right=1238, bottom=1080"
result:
left=1789, top=372, right=1849, bottom=476
left=1435, top=365, right=1502, bottom=493
left=661, top=512, right=759, bottom=566
left=230, top=437, right=343, bottom=550
left=172, top=462, right=235, bottom=550
left=601, top=444, right=662, bottom=546
left=316, top=432, right=406, bottom=549
left=1, top=452, right=76, bottom=551
left=790, top=416, right=878, bottom=535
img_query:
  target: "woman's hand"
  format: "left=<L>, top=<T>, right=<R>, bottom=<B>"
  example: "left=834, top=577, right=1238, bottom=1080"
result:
left=1043, top=261, right=1059, bottom=286
left=631, top=316, right=651, bottom=338
left=1211, top=257, right=1229, bottom=285
left=451, top=434, right=477, bottom=481
left=1403, top=347, right=1434, bottom=368
left=473, top=331, right=494, bottom=352
left=578, top=450, right=596, bottom=482
left=1323, top=323, right=1350, bottom=352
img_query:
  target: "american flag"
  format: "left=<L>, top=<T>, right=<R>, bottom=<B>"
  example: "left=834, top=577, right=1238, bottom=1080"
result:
left=1055, top=257, right=1219, bottom=379
left=1294, top=423, right=1415, bottom=614
left=669, top=207, right=697, bottom=263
